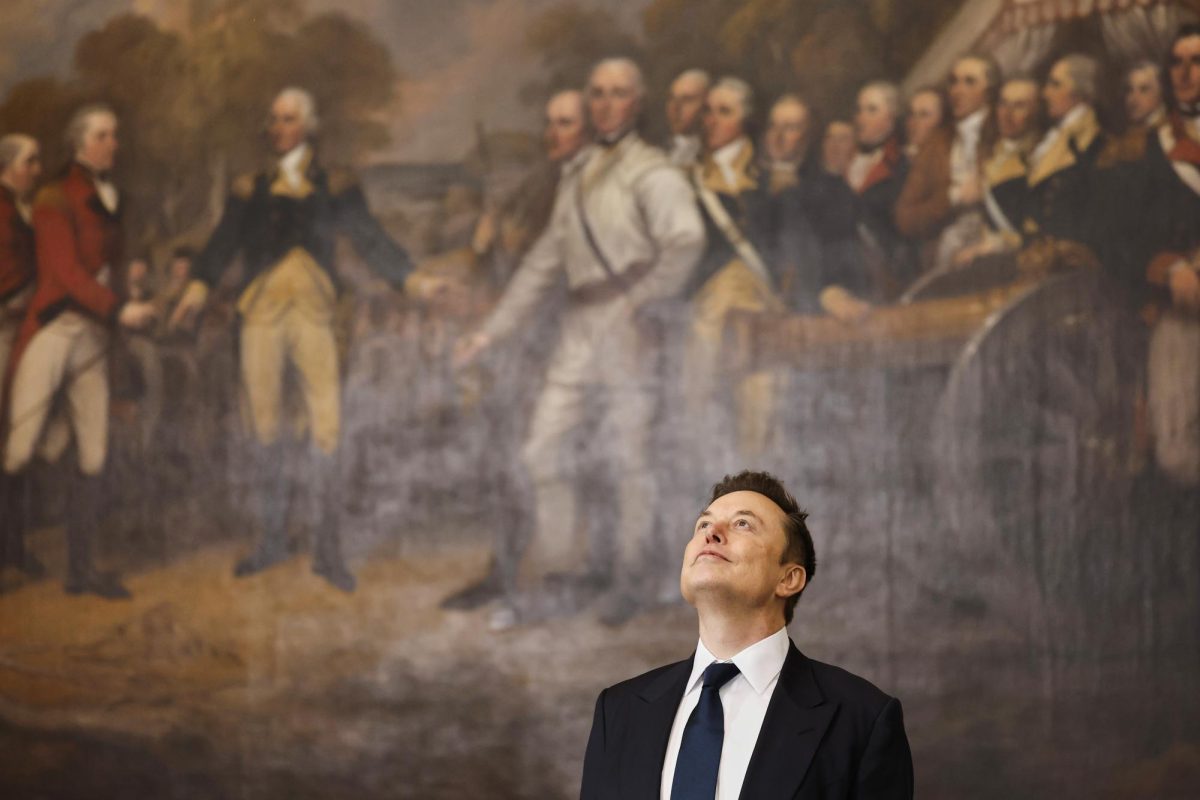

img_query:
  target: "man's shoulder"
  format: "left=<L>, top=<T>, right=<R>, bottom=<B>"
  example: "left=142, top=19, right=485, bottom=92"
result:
left=319, top=164, right=362, bottom=197
left=801, top=654, right=894, bottom=717
left=33, top=180, right=71, bottom=213
left=615, top=136, right=679, bottom=184
left=230, top=172, right=261, bottom=201
left=599, top=656, right=691, bottom=701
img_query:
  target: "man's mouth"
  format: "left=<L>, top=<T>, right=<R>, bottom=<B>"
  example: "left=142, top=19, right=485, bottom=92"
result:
left=695, top=550, right=729, bottom=563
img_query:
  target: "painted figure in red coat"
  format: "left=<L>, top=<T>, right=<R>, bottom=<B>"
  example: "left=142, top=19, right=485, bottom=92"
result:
left=2, top=104, right=157, bottom=598
left=0, top=133, right=43, bottom=580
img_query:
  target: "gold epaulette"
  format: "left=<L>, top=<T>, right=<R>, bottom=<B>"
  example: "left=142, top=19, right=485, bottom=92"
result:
left=33, top=183, right=68, bottom=212
left=231, top=172, right=257, bottom=200
left=325, top=166, right=359, bottom=196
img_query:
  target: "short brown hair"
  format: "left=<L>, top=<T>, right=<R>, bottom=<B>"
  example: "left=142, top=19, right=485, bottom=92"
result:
left=709, top=470, right=816, bottom=625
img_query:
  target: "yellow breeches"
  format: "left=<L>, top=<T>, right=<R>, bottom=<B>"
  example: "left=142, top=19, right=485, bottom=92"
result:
left=237, top=248, right=341, bottom=454
left=686, top=258, right=785, bottom=459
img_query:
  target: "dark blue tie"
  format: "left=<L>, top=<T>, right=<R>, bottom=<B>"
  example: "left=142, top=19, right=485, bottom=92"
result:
left=670, top=661, right=741, bottom=800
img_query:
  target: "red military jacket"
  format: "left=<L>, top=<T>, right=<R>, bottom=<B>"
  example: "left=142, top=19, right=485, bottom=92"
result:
left=0, top=183, right=35, bottom=306
left=7, top=163, right=123, bottom=376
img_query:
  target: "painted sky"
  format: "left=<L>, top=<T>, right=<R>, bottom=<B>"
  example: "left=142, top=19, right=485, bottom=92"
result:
left=0, top=0, right=647, bottom=164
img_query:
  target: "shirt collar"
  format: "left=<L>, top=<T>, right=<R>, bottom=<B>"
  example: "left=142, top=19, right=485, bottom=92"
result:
left=957, top=107, right=988, bottom=139
left=561, top=144, right=594, bottom=175
left=279, top=142, right=311, bottom=177
left=713, top=136, right=748, bottom=170
left=1055, top=103, right=1088, bottom=133
left=688, top=626, right=790, bottom=696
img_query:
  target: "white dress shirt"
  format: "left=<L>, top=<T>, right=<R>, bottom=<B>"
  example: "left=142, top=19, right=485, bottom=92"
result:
left=948, top=107, right=987, bottom=204
left=660, top=626, right=790, bottom=800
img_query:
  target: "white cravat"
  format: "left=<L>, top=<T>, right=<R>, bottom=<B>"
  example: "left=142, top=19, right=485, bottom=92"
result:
left=711, top=137, right=748, bottom=190
left=660, top=627, right=790, bottom=800
left=949, top=108, right=987, bottom=202
left=278, top=142, right=311, bottom=190
left=1030, top=103, right=1087, bottom=168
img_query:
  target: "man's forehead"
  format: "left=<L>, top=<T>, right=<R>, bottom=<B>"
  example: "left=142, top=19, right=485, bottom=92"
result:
left=952, top=58, right=988, bottom=78
left=1174, top=36, right=1200, bottom=57
left=1002, top=81, right=1037, bottom=101
left=771, top=102, right=807, bottom=123
left=672, top=74, right=707, bottom=95
left=84, top=112, right=117, bottom=132
left=591, top=64, right=635, bottom=89
left=547, top=93, right=582, bottom=118
left=703, top=489, right=785, bottom=517
left=859, top=87, right=884, bottom=105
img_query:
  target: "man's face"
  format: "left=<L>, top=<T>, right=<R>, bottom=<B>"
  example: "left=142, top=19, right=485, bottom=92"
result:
left=996, top=80, right=1038, bottom=140
left=3, top=141, right=41, bottom=197
left=1169, top=35, right=1200, bottom=108
left=268, top=95, right=308, bottom=156
left=822, top=121, right=856, bottom=175
left=1124, top=66, right=1162, bottom=124
left=169, top=256, right=192, bottom=284
left=702, top=86, right=746, bottom=152
left=680, top=490, right=803, bottom=615
left=587, top=63, right=641, bottom=138
left=666, top=73, right=708, bottom=136
left=127, top=258, right=149, bottom=286
left=77, top=112, right=118, bottom=173
left=947, top=58, right=991, bottom=120
left=905, top=91, right=943, bottom=151
left=1042, top=61, right=1080, bottom=122
left=764, top=100, right=809, bottom=163
left=855, top=87, right=895, bottom=149
left=543, top=92, right=586, bottom=162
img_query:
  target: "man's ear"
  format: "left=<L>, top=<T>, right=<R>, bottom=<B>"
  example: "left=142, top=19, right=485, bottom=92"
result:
left=777, top=564, right=806, bottom=599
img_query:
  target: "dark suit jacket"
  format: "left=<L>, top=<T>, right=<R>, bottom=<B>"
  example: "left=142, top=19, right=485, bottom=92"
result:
left=580, top=641, right=914, bottom=800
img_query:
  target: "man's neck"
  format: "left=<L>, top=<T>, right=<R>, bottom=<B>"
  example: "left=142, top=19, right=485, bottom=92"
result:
left=696, top=603, right=787, bottom=660
left=76, top=157, right=109, bottom=178
left=597, top=126, right=635, bottom=147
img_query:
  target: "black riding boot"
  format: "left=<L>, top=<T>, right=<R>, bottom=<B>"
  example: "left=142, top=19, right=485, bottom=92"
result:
left=65, top=472, right=130, bottom=599
left=234, top=441, right=290, bottom=577
left=2, top=472, right=45, bottom=579
left=310, top=448, right=355, bottom=592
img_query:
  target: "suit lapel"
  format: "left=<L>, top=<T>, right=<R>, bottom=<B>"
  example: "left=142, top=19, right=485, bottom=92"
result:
left=737, top=643, right=838, bottom=800
left=620, top=656, right=693, bottom=800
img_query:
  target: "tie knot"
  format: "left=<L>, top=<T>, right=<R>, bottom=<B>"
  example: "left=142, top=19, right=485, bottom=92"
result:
left=701, top=661, right=740, bottom=690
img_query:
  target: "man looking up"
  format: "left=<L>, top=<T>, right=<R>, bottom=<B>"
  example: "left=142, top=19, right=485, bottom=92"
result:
left=581, top=470, right=914, bottom=799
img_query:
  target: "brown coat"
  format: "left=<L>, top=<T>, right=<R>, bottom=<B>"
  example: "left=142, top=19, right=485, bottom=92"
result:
left=894, top=126, right=954, bottom=240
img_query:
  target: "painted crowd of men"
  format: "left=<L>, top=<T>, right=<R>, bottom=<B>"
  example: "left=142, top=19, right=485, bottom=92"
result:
left=445, top=28, right=1200, bottom=626
left=0, top=26, right=1198, bottom=621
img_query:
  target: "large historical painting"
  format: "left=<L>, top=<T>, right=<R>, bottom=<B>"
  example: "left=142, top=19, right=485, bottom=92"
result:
left=1, top=0, right=1199, bottom=797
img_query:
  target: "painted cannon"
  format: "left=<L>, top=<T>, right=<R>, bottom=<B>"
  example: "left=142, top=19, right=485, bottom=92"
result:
left=729, top=250, right=1144, bottom=653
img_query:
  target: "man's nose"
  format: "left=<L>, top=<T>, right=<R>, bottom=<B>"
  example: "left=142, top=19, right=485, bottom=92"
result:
left=704, top=524, right=725, bottom=544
